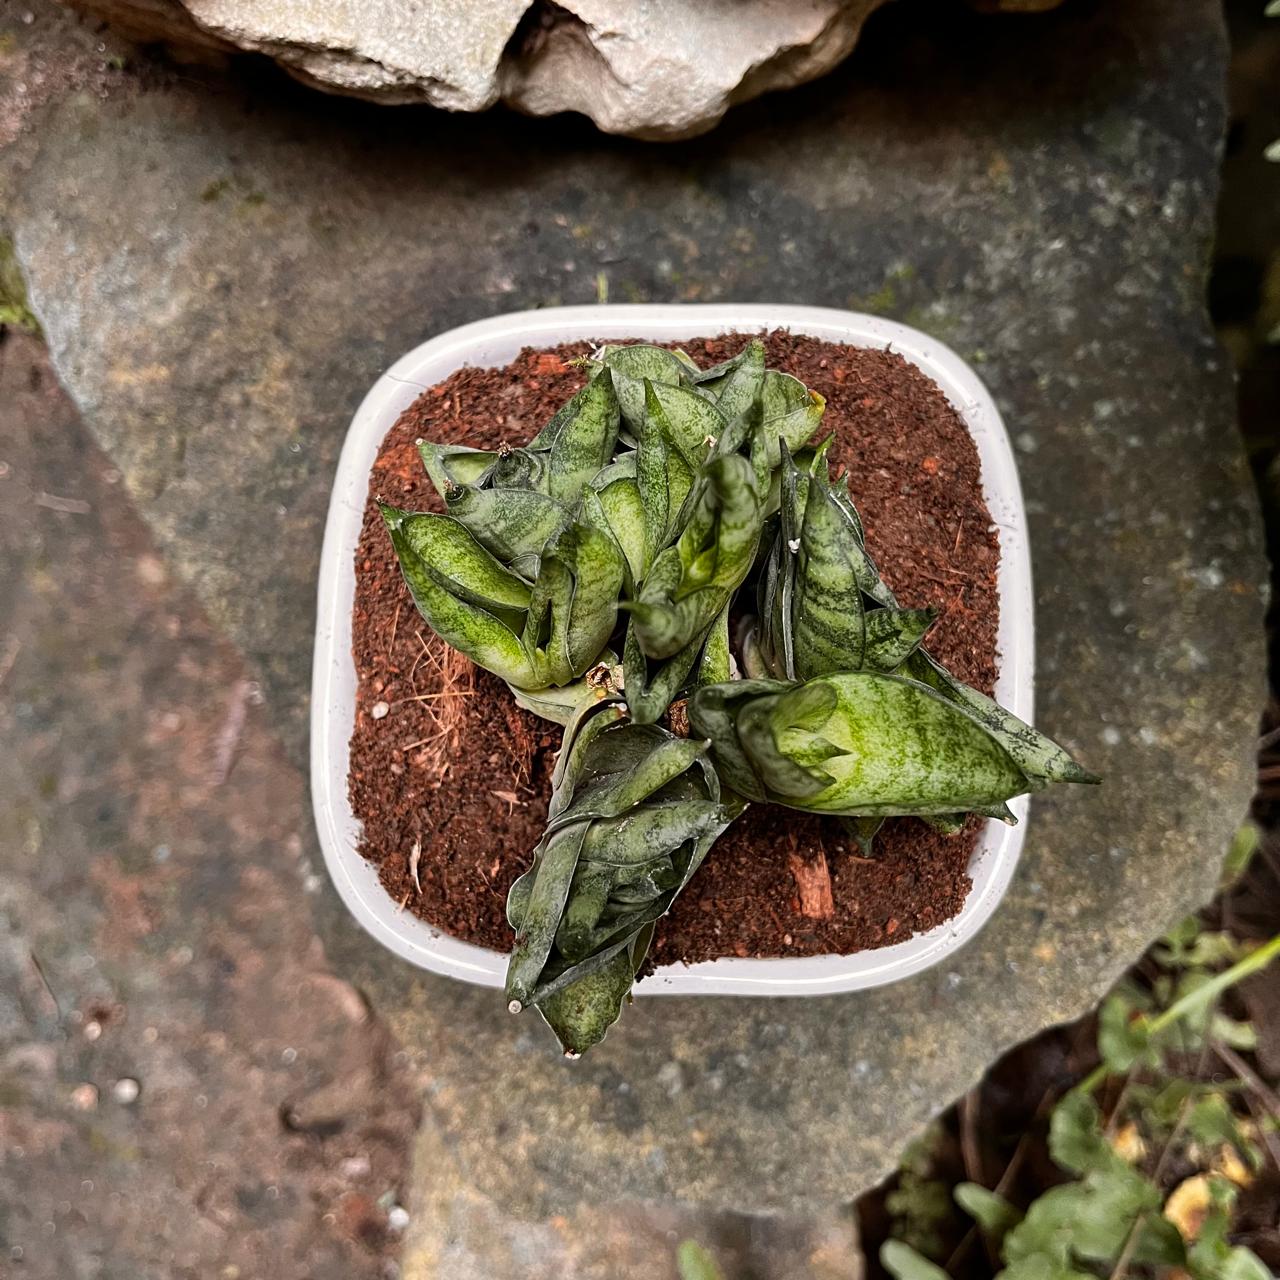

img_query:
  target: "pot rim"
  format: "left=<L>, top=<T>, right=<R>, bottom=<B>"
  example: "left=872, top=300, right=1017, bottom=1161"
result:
left=310, top=304, right=1033, bottom=996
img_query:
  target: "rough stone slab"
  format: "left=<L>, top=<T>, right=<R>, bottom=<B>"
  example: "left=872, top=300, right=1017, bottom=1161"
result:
left=0, top=334, right=423, bottom=1278
left=0, top=0, right=1265, bottom=1216
left=401, top=1120, right=864, bottom=1280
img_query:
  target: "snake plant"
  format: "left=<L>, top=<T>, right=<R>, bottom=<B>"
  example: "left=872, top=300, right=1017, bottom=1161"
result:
left=504, top=697, right=739, bottom=1054
left=381, top=339, right=1098, bottom=1053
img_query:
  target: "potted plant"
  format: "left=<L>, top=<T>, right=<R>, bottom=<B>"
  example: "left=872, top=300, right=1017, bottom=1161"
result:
left=312, top=306, right=1096, bottom=1056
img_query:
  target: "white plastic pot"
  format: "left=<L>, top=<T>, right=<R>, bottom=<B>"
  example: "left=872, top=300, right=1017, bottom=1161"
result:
left=311, top=304, right=1033, bottom=996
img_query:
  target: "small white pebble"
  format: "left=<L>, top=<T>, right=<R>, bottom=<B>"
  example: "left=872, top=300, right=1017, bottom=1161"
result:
left=84, top=1020, right=102, bottom=1042
left=112, top=1078, right=140, bottom=1105
left=371, top=701, right=390, bottom=720
left=339, top=1155, right=371, bottom=1180
left=387, top=1206, right=410, bottom=1233
left=71, top=1083, right=99, bottom=1111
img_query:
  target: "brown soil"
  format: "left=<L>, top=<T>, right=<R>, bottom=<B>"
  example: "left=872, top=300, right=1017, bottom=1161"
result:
left=347, top=332, right=1000, bottom=967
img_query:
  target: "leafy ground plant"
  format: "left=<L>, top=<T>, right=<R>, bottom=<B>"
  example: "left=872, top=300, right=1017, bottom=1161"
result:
left=673, top=830, right=1280, bottom=1279
left=876, top=857, right=1280, bottom=1280
left=383, top=339, right=1098, bottom=1053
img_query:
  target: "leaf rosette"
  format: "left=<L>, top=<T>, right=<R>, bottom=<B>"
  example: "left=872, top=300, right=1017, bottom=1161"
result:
left=377, top=338, right=1098, bottom=1054
left=504, top=699, right=738, bottom=1055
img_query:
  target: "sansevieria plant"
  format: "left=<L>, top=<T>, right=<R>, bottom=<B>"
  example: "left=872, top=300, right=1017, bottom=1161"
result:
left=382, top=339, right=1098, bottom=1054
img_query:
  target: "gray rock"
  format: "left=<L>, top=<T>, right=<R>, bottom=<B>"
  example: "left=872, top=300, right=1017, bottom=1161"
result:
left=500, top=0, right=884, bottom=140
left=1, top=0, right=1264, bottom=1217
left=64, top=0, right=888, bottom=139
left=401, top=1122, right=865, bottom=1280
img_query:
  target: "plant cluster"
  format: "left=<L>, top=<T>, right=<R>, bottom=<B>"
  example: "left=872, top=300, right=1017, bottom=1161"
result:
left=382, top=339, right=1097, bottom=1052
left=880, top=909, right=1280, bottom=1280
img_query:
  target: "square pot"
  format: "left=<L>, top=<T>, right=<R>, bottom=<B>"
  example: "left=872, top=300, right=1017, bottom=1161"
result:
left=311, top=304, right=1033, bottom=996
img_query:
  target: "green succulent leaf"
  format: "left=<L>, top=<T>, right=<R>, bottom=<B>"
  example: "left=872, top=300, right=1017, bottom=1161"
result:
left=505, top=820, right=590, bottom=1008
left=543, top=368, right=622, bottom=502
left=865, top=607, right=937, bottom=671
left=505, top=706, right=737, bottom=1053
left=684, top=679, right=792, bottom=802
left=417, top=440, right=502, bottom=496
left=758, top=369, right=826, bottom=467
left=690, top=342, right=755, bottom=387
left=696, top=601, right=733, bottom=687
left=622, top=624, right=704, bottom=726
left=507, top=674, right=613, bottom=727
left=629, top=452, right=765, bottom=664
left=493, top=445, right=553, bottom=492
left=845, top=814, right=884, bottom=855
left=791, top=463, right=867, bottom=679
left=799, top=463, right=899, bottom=608
left=637, top=381, right=696, bottom=567
left=737, top=683, right=837, bottom=800
left=767, top=466, right=801, bottom=673
left=902, top=649, right=1101, bottom=787
left=380, top=503, right=537, bottom=686
left=646, top=380, right=728, bottom=466
left=708, top=337, right=766, bottom=426
left=593, top=344, right=695, bottom=430
left=692, top=672, right=1040, bottom=816
left=759, top=459, right=914, bottom=680
left=522, top=519, right=625, bottom=688
left=443, top=484, right=570, bottom=561
left=536, top=946, right=638, bottom=1057
left=589, top=470, right=648, bottom=583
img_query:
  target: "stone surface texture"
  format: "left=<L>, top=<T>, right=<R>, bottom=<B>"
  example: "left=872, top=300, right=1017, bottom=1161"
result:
left=0, top=0, right=1264, bottom=1247
left=0, top=333, right=423, bottom=1279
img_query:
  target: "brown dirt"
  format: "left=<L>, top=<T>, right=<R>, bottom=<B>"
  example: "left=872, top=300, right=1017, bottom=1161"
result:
left=347, top=331, right=1000, bottom=967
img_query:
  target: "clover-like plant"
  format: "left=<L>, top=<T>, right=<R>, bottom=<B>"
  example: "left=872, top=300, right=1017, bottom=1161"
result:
left=382, top=339, right=1098, bottom=1053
